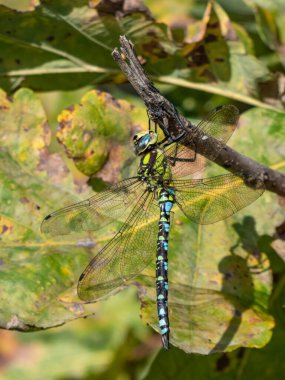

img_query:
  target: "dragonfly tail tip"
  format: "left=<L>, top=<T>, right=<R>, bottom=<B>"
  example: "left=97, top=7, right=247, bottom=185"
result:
left=161, top=333, right=170, bottom=350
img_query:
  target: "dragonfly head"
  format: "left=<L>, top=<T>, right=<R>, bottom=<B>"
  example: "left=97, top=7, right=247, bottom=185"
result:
left=133, top=131, right=158, bottom=155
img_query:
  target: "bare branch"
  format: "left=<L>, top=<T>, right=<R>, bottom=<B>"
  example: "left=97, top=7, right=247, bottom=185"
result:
left=112, top=35, right=285, bottom=197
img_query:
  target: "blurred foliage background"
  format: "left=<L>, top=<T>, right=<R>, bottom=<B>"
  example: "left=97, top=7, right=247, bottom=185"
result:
left=0, top=0, right=285, bottom=379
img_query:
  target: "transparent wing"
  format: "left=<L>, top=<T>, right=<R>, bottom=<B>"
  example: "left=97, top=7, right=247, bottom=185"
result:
left=164, top=105, right=239, bottom=178
left=174, top=174, right=264, bottom=224
left=140, top=277, right=252, bottom=353
left=78, top=191, right=159, bottom=302
left=41, top=177, right=144, bottom=236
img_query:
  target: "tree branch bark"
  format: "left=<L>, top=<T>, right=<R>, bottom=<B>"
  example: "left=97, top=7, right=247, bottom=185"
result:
left=112, top=35, right=285, bottom=197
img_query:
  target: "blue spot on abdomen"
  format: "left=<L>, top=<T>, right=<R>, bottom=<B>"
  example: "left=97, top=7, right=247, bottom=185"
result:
left=164, top=223, right=170, bottom=232
left=165, top=201, right=173, bottom=213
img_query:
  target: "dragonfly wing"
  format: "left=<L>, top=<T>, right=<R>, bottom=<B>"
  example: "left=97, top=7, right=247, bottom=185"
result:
left=78, top=191, right=159, bottom=302
left=164, top=105, right=239, bottom=177
left=41, top=177, right=144, bottom=236
left=194, top=104, right=239, bottom=146
left=174, top=174, right=264, bottom=224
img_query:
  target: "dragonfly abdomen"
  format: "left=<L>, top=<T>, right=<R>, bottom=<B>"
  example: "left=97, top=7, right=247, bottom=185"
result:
left=156, top=187, right=174, bottom=350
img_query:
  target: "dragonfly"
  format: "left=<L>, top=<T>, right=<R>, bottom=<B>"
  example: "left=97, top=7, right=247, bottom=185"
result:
left=41, top=105, right=264, bottom=350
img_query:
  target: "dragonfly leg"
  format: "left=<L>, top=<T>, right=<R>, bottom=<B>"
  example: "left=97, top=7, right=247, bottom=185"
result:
left=162, top=131, right=187, bottom=147
left=165, top=140, right=197, bottom=166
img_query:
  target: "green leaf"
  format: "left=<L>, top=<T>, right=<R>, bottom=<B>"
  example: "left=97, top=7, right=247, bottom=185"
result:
left=0, top=288, right=149, bottom=380
left=142, top=346, right=235, bottom=380
left=234, top=108, right=285, bottom=169
left=0, top=0, right=39, bottom=12
left=0, top=1, right=284, bottom=110
left=0, top=87, right=144, bottom=331
left=182, top=2, right=231, bottom=82
left=0, top=88, right=96, bottom=329
left=244, top=1, right=279, bottom=50
left=0, top=0, right=179, bottom=91
left=143, top=325, right=285, bottom=380
left=143, top=275, right=285, bottom=380
left=244, top=0, right=285, bottom=12
left=56, top=89, right=136, bottom=177
left=158, top=2, right=284, bottom=111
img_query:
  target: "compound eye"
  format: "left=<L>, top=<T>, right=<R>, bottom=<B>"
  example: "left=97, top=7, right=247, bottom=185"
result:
left=139, top=135, right=151, bottom=149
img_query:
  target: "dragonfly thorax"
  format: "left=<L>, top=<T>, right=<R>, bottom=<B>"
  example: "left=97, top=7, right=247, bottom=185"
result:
left=138, top=147, right=172, bottom=191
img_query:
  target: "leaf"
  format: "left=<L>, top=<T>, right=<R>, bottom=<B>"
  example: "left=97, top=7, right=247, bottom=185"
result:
left=244, top=0, right=284, bottom=13
left=245, top=1, right=279, bottom=49
left=142, top=346, right=235, bottom=380
left=0, top=0, right=39, bottom=12
left=0, top=88, right=97, bottom=330
left=143, top=325, right=285, bottom=380
left=56, top=89, right=137, bottom=177
left=0, top=288, right=149, bottom=380
left=0, top=1, right=284, bottom=110
left=0, top=87, right=147, bottom=331
left=233, top=107, right=285, bottom=170
left=143, top=268, right=285, bottom=379
left=0, top=0, right=179, bottom=91
left=158, top=1, right=284, bottom=111
left=182, top=2, right=231, bottom=82
left=256, top=7, right=278, bottom=50
left=244, top=0, right=285, bottom=69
